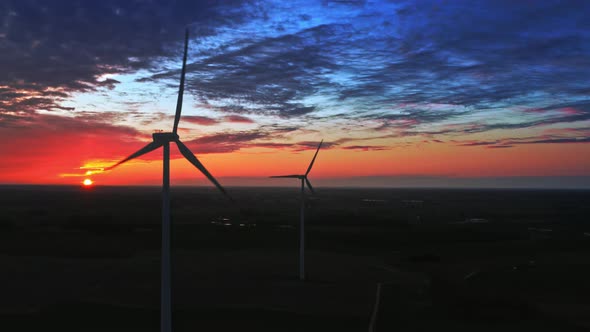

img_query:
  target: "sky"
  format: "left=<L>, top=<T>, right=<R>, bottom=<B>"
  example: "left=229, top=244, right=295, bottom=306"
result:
left=1, top=0, right=589, bottom=188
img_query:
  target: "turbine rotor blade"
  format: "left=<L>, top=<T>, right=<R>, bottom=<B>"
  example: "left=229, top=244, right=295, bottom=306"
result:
left=175, top=140, right=233, bottom=201
left=305, top=139, right=323, bottom=176
left=269, top=175, right=302, bottom=179
left=172, top=29, right=189, bottom=134
left=305, top=177, right=315, bottom=195
left=107, top=141, right=163, bottom=170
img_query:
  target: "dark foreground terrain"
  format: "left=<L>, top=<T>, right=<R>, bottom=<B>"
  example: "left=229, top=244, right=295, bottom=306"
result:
left=0, top=185, right=589, bottom=331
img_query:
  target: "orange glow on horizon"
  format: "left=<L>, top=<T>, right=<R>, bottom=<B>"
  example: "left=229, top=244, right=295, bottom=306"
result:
left=76, top=142, right=590, bottom=186
left=0, top=137, right=589, bottom=186
left=82, top=178, right=93, bottom=186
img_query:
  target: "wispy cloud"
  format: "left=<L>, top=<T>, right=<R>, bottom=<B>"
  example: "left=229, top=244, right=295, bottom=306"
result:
left=341, top=145, right=390, bottom=151
left=455, top=129, right=590, bottom=149
left=183, top=115, right=219, bottom=126
left=223, top=115, right=254, bottom=123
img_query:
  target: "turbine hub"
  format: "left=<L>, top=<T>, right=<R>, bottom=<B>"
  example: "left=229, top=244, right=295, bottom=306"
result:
left=152, top=132, right=179, bottom=143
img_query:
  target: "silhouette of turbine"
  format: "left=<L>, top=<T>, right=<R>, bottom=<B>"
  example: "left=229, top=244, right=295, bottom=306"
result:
left=108, top=29, right=231, bottom=332
left=270, top=140, right=323, bottom=281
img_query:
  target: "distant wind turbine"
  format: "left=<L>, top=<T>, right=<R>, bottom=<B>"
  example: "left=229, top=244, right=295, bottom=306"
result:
left=270, top=140, right=323, bottom=281
left=107, top=29, right=231, bottom=332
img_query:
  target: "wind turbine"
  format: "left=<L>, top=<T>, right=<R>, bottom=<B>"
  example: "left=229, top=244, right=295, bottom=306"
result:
left=107, top=29, right=231, bottom=332
left=270, top=140, right=323, bottom=281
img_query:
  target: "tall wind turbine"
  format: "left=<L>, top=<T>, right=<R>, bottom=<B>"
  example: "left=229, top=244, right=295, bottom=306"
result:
left=108, top=29, right=231, bottom=332
left=270, top=140, right=323, bottom=281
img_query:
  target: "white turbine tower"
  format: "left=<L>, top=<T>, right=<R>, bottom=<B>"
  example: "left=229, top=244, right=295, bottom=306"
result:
left=270, top=140, right=323, bottom=281
left=108, top=29, right=231, bottom=332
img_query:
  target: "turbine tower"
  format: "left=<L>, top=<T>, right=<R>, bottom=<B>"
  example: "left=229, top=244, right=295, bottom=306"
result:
left=108, top=29, right=231, bottom=332
left=270, top=140, right=323, bottom=281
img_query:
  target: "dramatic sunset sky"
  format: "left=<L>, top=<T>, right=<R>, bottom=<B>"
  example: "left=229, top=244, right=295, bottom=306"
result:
left=1, top=0, right=589, bottom=187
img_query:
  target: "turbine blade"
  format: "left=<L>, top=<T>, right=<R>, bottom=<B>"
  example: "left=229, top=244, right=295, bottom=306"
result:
left=175, top=140, right=232, bottom=201
left=305, top=178, right=315, bottom=194
left=305, top=139, right=323, bottom=175
left=269, top=175, right=301, bottom=179
left=172, top=29, right=189, bottom=134
left=107, top=141, right=162, bottom=170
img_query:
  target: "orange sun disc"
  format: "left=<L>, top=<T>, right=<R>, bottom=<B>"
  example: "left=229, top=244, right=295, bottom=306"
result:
left=83, top=179, right=93, bottom=186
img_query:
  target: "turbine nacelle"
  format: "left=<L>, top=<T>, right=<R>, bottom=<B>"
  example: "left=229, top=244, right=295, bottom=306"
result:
left=153, top=132, right=180, bottom=143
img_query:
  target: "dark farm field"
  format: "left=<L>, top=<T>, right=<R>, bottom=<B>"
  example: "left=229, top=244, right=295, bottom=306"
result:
left=0, top=185, right=589, bottom=331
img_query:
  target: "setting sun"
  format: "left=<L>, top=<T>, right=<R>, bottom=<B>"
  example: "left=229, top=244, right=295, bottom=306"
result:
left=83, top=179, right=93, bottom=186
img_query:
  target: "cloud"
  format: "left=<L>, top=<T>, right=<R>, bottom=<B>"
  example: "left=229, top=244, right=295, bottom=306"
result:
left=0, top=0, right=248, bottom=116
left=291, top=140, right=334, bottom=151
left=458, top=140, right=499, bottom=147
left=461, top=108, right=590, bottom=134
left=223, top=115, right=254, bottom=123
left=541, top=127, right=590, bottom=136
left=3, top=0, right=590, bottom=156
left=178, top=111, right=256, bottom=126
left=182, top=130, right=277, bottom=154
left=455, top=130, right=590, bottom=149
left=519, top=137, right=590, bottom=145
left=327, top=0, right=590, bottom=131
left=141, top=23, right=339, bottom=118
left=180, top=128, right=330, bottom=154
left=182, top=115, right=219, bottom=126
left=341, top=145, right=389, bottom=151
left=372, top=107, right=471, bottom=131
left=247, top=142, right=293, bottom=150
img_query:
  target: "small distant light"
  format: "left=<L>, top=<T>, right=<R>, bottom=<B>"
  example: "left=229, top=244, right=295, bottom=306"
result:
left=83, top=179, right=93, bottom=186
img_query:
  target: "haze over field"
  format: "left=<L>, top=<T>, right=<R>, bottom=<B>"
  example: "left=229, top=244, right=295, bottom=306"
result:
left=1, top=1, right=589, bottom=187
